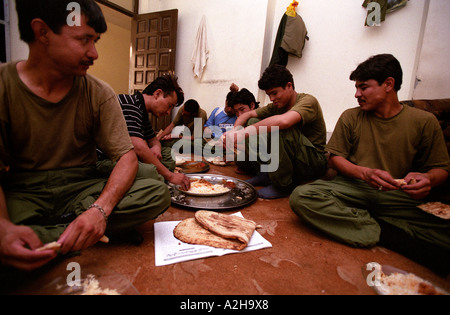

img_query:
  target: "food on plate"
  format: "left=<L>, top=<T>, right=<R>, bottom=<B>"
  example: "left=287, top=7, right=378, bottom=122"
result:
left=377, top=271, right=446, bottom=295
left=183, top=178, right=230, bottom=195
left=175, top=157, right=189, bottom=166
left=63, top=274, right=120, bottom=295
left=221, top=179, right=236, bottom=189
left=35, top=241, right=61, bottom=252
left=183, top=161, right=207, bottom=169
left=205, top=156, right=227, bottom=166
left=179, top=161, right=209, bottom=174
left=80, top=275, right=120, bottom=295
left=417, top=202, right=450, bottom=220
left=173, top=211, right=261, bottom=250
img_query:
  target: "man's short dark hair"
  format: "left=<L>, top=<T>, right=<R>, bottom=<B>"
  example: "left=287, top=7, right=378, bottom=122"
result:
left=183, top=99, right=199, bottom=114
left=142, top=74, right=185, bottom=107
left=258, top=65, right=295, bottom=91
left=229, top=88, right=260, bottom=110
left=16, top=0, right=107, bottom=43
left=350, top=54, right=403, bottom=91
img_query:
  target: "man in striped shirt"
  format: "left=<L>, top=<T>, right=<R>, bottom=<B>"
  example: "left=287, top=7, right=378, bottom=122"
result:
left=118, top=75, right=191, bottom=190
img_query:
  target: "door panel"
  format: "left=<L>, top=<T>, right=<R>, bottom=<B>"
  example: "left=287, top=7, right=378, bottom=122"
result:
left=130, top=10, right=178, bottom=131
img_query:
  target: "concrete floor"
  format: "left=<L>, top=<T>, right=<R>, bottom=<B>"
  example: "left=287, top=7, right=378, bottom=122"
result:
left=4, top=162, right=450, bottom=295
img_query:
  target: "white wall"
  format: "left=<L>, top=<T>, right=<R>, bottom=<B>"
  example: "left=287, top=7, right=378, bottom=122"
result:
left=275, top=0, right=427, bottom=131
left=140, top=0, right=449, bottom=133
left=9, top=0, right=29, bottom=61
left=8, top=0, right=448, bottom=133
left=412, top=0, right=450, bottom=99
left=141, top=0, right=268, bottom=119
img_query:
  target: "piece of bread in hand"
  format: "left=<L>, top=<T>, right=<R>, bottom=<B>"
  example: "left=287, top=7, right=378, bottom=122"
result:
left=394, top=178, right=417, bottom=186
left=35, top=241, right=61, bottom=252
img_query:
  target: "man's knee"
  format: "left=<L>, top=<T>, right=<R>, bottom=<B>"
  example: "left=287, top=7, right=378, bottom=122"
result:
left=289, top=184, right=315, bottom=218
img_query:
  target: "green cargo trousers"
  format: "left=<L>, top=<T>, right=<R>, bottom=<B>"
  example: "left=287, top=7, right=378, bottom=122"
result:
left=290, top=176, right=450, bottom=250
left=236, top=118, right=327, bottom=188
left=2, top=161, right=170, bottom=244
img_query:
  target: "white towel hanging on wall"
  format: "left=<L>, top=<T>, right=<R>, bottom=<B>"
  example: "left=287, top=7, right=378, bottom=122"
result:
left=191, top=15, right=209, bottom=79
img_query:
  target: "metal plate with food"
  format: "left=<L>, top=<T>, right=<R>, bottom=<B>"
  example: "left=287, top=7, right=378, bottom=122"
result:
left=179, top=161, right=210, bottom=174
left=170, top=174, right=257, bottom=210
left=362, top=263, right=448, bottom=295
left=38, top=273, right=140, bottom=295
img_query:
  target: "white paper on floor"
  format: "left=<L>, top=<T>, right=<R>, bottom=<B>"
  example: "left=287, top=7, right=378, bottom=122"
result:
left=154, top=212, right=272, bottom=266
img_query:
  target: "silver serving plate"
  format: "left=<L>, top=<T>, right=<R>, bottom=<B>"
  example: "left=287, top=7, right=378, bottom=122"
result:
left=170, top=174, right=257, bottom=210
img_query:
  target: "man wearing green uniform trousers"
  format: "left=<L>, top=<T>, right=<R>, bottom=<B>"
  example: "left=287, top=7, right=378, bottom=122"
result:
left=116, top=75, right=190, bottom=191
left=228, top=65, right=327, bottom=199
left=0, top=0, right=170, bottom=272
left=290, top=54, right=450, bottom=275
left=158, top=99, right=207, bottom=156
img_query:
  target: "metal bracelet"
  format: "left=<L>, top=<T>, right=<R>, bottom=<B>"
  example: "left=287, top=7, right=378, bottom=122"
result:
left=88, top=203, right=108, bottom=223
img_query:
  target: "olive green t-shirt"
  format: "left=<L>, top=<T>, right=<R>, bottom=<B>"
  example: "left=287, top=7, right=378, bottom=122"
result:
left=326, top=105, right=450, bottom=179
left=172, top=105, right=207, bottom=133
left=255, top=93, right=327, bottom=152
left=0, top=62, right=133, bottom=173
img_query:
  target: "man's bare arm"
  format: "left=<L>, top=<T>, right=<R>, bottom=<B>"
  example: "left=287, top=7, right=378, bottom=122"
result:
left=234, top=110, right=258, bottom=128
left=59, top=149, right=138, bottom=254
left=329, top=155, right=399, bottom=191
left=246, top=110, right=302, bottom=133
left=234, top=110, right=302, bottom=138
left=132, top=137, right=190, bottom=190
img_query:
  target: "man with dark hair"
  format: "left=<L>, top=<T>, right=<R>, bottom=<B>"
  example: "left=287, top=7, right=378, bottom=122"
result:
left=229, top=88, right=260, bottom=118
left=0, top=0, right=170, bottom=272
left=349, top=53, right=403, bottom=91
left=142, top=74, right=185, bottom=110
left=204, top=84, right=239, bottom=138
left=158, top=99, right=207, bottom=143
left=290, top=54, right=450, bottom=275
left=202, top=84, right=239, bottom=159
left=228, top=65, right=327, bottom=199
left=16, top=0, right=107, bottom=43
left=118, top=75, right=190, bottom=190
left=227, top=88, right=261, bottom=175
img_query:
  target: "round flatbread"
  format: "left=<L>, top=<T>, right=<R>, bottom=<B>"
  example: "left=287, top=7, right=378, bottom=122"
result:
left=173, top=218, right=245, bottom=250
left=194, top=211, right=258, bottom=248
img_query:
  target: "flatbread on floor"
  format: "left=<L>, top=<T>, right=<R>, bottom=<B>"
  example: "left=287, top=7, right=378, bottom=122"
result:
left=173, top=218, right=245, bottom=250
left=194, top=211, right=258, bottom=249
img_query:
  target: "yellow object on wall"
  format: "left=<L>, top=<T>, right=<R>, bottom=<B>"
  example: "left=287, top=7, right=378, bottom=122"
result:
left=286, top=0, right=299, bottom=17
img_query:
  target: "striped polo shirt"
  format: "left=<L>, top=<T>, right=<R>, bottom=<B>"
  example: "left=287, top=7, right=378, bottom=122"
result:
left=118, top=93, right=156, bottom=140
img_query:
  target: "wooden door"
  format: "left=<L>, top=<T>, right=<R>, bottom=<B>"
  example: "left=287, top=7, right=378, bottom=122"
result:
left=129, top=9, right=178, bottom=131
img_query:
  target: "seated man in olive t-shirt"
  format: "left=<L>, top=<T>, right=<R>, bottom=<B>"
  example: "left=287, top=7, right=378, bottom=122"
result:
left=226, top=65, right=327, bottom=199
left=0, top=0, right=170, bottom=273
left=290, top=54, right=450, bottom=275
left=157, top=99, right=207, bottom=154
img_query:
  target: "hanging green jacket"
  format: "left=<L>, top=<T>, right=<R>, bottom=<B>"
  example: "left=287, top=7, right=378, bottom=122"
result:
left=269, top=13, right=308, bottom=67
